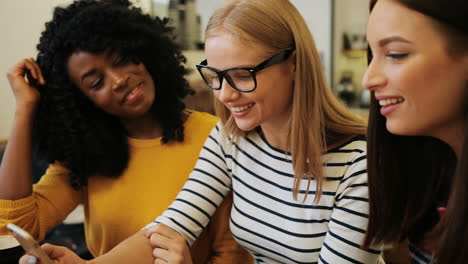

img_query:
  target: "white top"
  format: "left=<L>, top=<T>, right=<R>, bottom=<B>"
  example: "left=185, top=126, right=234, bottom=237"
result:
left=151, top=123, right=382, bottom=263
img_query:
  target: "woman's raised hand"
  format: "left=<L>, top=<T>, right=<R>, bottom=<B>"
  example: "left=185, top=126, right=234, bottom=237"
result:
left=6, top=58, right=45, bottom=113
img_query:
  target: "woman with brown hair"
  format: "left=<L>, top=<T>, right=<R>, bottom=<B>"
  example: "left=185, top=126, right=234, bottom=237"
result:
left=363, top=0, right=468, bottom=263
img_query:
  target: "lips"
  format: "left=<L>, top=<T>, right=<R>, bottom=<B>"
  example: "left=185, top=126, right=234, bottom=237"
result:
left=375, top=94, right=405, bottom=106
left=121, top=82, right=143, bottom=104
left=230, top=103, right=254, bottom=113
left=375, top=96, right=405, bottom=116
left=379, top=97, right=404, bottom=106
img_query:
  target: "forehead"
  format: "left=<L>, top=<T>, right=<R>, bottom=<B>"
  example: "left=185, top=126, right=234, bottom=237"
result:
left=67, top=50, right=118, bottom=75
left=204, top=32, right=273, bottom=69
left=68, top=50, right=114, bottom=65
left=367, top=0, right=435, bottom=42
left=68, top=51, right=102, bottom=69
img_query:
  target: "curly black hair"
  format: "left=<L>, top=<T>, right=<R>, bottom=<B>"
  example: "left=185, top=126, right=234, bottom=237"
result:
left=33, top=0, right=192, bottom=189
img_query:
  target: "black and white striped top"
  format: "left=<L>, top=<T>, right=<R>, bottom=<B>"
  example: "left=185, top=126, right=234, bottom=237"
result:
left=152, top=123, right=382, bottom=263
left=409, top=242, right=433, bottom=264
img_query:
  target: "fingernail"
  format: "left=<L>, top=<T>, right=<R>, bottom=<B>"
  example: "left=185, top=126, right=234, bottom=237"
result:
left=28, top=257, right=37, bottom=264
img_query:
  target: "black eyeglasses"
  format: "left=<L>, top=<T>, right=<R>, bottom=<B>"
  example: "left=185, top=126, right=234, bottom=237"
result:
left=196, top=49, right=294, bottom=92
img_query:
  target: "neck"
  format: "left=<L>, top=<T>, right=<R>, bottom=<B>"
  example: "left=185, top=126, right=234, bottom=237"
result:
left=121, top=114, right=162, bottom=139
left=431, top=120, right=465, bottom=159
left=260, top=120, right=291, bottom=152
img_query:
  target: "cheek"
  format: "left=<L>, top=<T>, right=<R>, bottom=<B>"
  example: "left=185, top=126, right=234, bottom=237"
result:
left=90, top=92, right=114, bottom=111
left=213, top=90, right=221, bottom=100
left=255, top=84, right=293, bottom=116
left=398, top=76, right=465, bottom=133
left=268, top=79, right=293, bottom=103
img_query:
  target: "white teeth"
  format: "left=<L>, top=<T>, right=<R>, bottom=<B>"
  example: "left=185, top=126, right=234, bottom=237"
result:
left=125, top=87, right=138, bottom=101
left=379, top=97, right=404, bottom=106
left=129, top=87, right=138, bottom=97
left=231, top=103, right=254, bottom=113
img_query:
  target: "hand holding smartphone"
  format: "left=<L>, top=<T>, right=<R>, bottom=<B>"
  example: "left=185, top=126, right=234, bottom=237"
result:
left=6, top=223, right=53, bottom=264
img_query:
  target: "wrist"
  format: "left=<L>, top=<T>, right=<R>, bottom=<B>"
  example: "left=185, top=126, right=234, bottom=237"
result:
left=14, top=104, right=37, bottom=119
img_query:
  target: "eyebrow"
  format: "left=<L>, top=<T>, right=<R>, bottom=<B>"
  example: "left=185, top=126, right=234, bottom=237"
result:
left=378, top=36, right=412, bottom=47
left=80, top=69, right=97, bottom=84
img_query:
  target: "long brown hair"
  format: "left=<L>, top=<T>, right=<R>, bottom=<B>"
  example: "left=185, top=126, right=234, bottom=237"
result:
left=205, top=0, right=366, bottom=201
left=364, top=0, right=468, bottom=262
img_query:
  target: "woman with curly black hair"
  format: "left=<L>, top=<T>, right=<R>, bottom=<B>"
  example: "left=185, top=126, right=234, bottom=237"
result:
left=0, top=0, right=249, bottom=263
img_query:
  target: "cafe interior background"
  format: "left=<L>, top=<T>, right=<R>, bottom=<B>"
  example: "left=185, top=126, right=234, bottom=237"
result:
left=0, top=0, right=369, bottom=256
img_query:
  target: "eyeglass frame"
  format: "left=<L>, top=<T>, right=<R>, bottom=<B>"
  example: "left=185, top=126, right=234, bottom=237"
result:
left=195, top=49, right=295, bottom=93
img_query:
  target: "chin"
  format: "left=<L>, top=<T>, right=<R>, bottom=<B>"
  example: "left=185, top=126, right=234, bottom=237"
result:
left=234, top=119, right=258, bottom=132
left=386, top=121, right=419, bottom=136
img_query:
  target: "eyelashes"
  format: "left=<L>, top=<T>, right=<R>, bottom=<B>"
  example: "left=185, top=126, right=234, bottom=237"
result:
left=386, top=53, right=409, bottom=59
left=91, top=77, right=103, bottom=89
left=88, top=54, right=141, bottom=90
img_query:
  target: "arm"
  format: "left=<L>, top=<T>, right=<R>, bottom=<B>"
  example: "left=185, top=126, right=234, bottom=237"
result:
left=318, top=151, right=383, bottom=263
left=18, top=230, right=164, bottom=264
left=0, top=162, right=83, bottom=241
left=199, top=191, right=252, bottom=264
left=151, top=124, right=233, bottom=246
left=18, top=231, right=155, bottom=264
left=0, top=59, right=82, bottom=241
left=88, top=230, right=155, bottom=264
left=150, top=192, right=253, bottom=264
left=0, top=58, right=44, bottom=199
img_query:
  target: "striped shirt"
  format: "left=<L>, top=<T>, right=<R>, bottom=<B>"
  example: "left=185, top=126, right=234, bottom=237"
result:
left=153, top=123, right=382, bottom=263
left=408, top=207, right=446, bottom=264
left=409, top=242, right=433, bottom=264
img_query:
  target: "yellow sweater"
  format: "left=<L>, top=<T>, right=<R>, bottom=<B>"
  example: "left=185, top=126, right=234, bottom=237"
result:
left=0, top=111, right=250, bottom=262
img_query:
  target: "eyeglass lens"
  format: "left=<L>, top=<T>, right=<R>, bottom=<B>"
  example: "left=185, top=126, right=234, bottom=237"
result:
left=199, top=67, right=255, bottom=91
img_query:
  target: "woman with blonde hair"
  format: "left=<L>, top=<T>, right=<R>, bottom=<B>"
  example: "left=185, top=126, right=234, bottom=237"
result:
left=145, top=0, right=382, bottom=262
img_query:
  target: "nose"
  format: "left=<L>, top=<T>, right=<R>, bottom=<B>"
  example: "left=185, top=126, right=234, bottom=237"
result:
left=362, top=58, right=386, bottom=91
left=215, top=78, right=241, bottom=103
left=109, top=69, right=129, bottom=91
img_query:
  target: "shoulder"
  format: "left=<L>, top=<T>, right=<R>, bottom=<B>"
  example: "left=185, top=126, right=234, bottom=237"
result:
left=326, top=135, right=367, bottom=158
left=186, top=110, right=218, bottom=128
left=184, top=111, right=218, bottom=135
left=324, top=135, right=367, bottom=176
left=325, top=136, right=368, bottom=193
left=47, top=161, right=71, bottom=175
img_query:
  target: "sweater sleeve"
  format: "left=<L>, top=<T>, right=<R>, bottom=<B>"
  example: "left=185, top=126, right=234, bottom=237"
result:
left=153, top=124, right=233, bottom=246
left=318, top=152, right=383, bottom=263
left=0, top=162, right=83, bottom=241
left=191, top=191, right=253, bottom=264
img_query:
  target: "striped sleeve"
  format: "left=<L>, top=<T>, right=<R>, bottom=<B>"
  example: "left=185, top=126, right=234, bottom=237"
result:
left=318, top=151, right=383, bottom=264
left=153, top=123, right=232, bottom=245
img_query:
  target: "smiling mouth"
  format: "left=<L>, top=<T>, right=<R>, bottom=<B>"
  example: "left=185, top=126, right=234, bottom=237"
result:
left=122, top=83, right=142, bottom=104
left=379, top=97, right=404, bottom=106
left=231, top=103, right=254, bottom=113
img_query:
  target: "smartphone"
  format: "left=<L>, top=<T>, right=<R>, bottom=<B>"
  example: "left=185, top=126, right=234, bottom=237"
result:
left=6, top=223, right=53, bottom=264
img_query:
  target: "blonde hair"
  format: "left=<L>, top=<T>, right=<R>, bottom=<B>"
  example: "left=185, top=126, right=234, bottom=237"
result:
left=207, top=0, right=367, bottom=201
